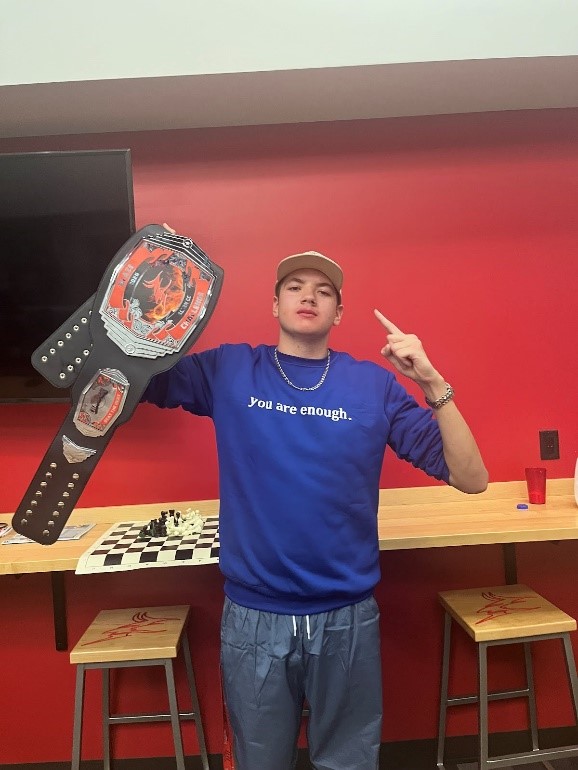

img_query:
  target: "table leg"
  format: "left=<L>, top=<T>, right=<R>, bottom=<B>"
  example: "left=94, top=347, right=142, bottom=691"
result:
left=51, top=571, right=68, bottom=650
left=502, top=543, right=518, bottom=584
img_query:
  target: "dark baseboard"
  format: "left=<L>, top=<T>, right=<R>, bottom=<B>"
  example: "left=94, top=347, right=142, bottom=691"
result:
left=6, top=726, right=578, bottom=770
left=6, top=754, right=238, bottom=770
left=434, top=725, right=578, bottom=770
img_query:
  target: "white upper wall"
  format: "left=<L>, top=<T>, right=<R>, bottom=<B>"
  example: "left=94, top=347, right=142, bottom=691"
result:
left=2, top=0, right=578, bottom=86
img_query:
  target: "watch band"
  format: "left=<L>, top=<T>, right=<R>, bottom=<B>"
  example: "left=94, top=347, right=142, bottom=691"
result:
left=425, top=382, right=454, bottom=410
left=13, top=224, right=224, bottom=545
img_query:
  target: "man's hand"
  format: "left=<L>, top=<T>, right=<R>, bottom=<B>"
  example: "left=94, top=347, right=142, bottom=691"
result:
left=374, top=310, right=488, bottom=493
left=374, top=309, right=442, bottom=388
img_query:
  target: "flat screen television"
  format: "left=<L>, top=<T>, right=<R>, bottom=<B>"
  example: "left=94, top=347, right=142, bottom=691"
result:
left=0, top=149, right=135, bottom=402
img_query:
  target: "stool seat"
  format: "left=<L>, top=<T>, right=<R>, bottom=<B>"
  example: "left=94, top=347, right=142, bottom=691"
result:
left=70, top=605, right=190, bottom=663
left=439, top=584, right=577, bottom=642
left=70, top=604, right=209, bottom=770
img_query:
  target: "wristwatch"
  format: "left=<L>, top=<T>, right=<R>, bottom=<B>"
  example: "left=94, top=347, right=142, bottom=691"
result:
left=425, top=382, right=455, bottom=410
left=13, top=224, right=224, bottom=545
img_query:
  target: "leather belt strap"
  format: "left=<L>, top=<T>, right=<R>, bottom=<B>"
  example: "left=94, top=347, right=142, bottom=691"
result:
left=13, top=224, right=224, bottom=545
left=31, top=296, right=95, bottom=389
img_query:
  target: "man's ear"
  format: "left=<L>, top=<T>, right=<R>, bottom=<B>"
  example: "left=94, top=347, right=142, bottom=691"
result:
left=333, top=305, right=344, bottom=326
left=272, top=295, right=279, bottom=318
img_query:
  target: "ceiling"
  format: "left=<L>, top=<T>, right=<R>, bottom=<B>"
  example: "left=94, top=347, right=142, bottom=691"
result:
left=2, top=55, right=578, bottom=139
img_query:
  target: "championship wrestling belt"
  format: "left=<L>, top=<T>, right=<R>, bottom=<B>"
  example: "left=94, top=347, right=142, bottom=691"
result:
left=12, top=224, right=224, bottom=545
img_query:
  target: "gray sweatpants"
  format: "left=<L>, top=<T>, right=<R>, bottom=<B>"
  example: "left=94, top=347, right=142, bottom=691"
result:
left=220, top=595, right=382, bottom=770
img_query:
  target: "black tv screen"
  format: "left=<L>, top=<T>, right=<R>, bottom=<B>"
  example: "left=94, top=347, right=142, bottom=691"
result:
left=0, top=149, right=135, bottom=402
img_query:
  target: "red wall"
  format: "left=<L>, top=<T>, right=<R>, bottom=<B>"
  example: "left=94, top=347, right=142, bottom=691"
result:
left=1, top=109, right=577, bottom=763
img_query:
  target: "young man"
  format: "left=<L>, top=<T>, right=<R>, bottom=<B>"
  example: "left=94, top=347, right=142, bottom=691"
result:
left=142, top=249, right=488, bottom=770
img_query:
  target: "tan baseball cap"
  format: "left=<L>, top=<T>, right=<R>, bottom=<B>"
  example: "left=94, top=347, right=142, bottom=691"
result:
left=276, top=251, right=343, bottom=292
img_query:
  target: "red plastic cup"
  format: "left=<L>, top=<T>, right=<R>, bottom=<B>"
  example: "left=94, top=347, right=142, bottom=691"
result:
left=525, top=467, right=546, bottom=504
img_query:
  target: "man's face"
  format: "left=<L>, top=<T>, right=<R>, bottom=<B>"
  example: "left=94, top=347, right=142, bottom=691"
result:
left=273, top=268, right=343, bottom=340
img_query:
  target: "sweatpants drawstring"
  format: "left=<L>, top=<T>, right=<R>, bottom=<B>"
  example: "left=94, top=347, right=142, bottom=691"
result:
left=291, top=614, right=311, bottom=639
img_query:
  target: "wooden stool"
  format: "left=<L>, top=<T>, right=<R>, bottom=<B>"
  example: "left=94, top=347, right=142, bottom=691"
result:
left=437, top=584, right=578, bottom=770
left=70, top=605, right=209, bottom=770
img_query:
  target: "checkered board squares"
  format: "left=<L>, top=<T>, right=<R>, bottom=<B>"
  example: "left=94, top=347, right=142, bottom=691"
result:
left=75, top=517, right=220, bottom=574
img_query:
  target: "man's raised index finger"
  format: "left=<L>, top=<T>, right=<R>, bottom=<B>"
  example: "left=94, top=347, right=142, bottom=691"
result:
left=374, top=309, right=403, bottom=335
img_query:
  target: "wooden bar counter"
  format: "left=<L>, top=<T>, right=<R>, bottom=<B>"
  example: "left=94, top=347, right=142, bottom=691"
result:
left=1, top=478, right=575, bottom=576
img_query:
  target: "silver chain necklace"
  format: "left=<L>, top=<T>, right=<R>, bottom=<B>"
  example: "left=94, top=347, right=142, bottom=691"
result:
left=273, top=348, right=331, bottom=391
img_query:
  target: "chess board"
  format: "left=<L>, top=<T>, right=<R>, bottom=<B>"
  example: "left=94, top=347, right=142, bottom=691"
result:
left=75, top=516, right=220, bottom=574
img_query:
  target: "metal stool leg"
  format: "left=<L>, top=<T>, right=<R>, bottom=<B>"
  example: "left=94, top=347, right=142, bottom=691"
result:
left=102, top=667, right=111, bottom=770
left=165, top=658, right=186, bottom=770
left=478, top=642, right=489, bottom=770
left=71, top=664, right=85, bottom=770
left=182, top=634, right=210, bottom=770
left=437, top=612, right=452, bottom=769
left=562, top=632, right=578, bottom=723
left=523, top=642, right=539, bottom=752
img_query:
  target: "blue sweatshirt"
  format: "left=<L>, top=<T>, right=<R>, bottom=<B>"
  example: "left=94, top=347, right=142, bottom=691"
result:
left=142, top=343, right=449, bottom=614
